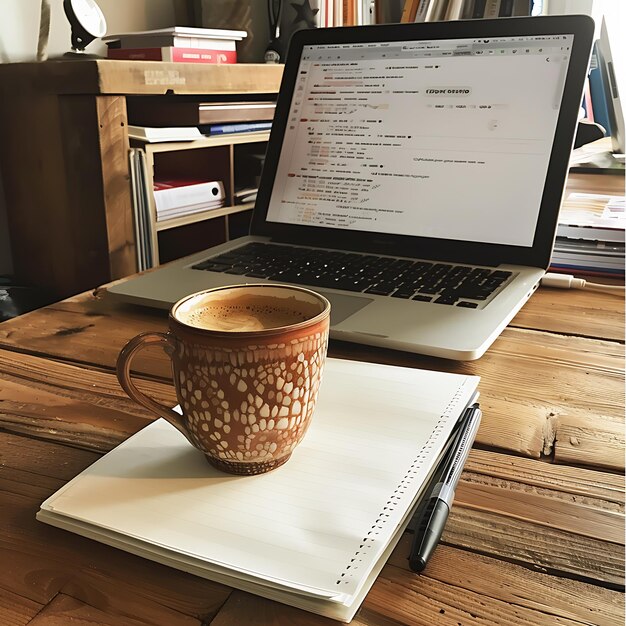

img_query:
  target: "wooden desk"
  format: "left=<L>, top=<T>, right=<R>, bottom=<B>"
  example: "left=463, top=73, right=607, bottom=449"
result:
left=0, top=174, right=623, bottom=625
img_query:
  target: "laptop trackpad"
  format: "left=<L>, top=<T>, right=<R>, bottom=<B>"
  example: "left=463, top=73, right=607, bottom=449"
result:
left=316, top=291, right=373, bottom=325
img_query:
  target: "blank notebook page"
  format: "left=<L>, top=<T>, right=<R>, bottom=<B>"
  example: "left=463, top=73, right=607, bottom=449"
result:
left=40, top=358, right=479, bottom=602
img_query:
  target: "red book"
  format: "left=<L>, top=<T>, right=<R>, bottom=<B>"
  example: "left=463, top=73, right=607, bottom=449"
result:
left=153, top=178, right=209, bottom=191
left=107, top=47, right=236, bottom=64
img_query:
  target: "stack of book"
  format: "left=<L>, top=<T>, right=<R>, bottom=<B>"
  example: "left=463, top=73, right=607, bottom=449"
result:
left=127, top=98, right=276, bottom=138
left=550, top=192, right=625, bottom=277
left=129, top=148, right=154, bottom=271
left=104, top=26, right=246, bottom=64
left=401, top=0, right=538, bottom=22
left=128, top=125, right=203, bottom=143
left=153, top=179, right=226, bottom=222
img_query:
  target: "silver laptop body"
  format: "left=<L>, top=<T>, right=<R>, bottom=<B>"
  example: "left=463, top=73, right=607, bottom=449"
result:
left=108, top=16, right=593, bottom=360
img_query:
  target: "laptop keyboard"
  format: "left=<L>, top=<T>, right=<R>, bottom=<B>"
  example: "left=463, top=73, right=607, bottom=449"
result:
left=192, top=243, right=513, bottom=307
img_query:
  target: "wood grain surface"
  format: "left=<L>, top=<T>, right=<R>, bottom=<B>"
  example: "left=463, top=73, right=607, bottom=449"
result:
left=0, top=285, right=622, bottom=466
left=0, top=61, right=284, bottom=97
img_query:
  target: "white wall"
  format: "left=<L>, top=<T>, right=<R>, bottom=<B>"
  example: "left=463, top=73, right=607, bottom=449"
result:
left=0, top=0, right=178, bottom=61
left=0, top=0, right=178, bottom=275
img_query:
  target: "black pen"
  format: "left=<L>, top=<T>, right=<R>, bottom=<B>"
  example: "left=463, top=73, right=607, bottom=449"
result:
left=409, top=403, right=482, bottom=573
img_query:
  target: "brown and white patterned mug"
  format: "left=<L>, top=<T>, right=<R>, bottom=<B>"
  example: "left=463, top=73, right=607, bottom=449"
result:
left=116, top=284, right=330, bottom=475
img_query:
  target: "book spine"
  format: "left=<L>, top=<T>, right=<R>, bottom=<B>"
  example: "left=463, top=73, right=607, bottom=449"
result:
left=426, top=0, right=450, bottom=21
left=335, top=0, right=343, bottom=25
left=205, top=122, right=273, bottom=135
left=342, top=0, right=356, bottom=24
left=460, top=0, right=476, bottom=18
left=471, top=0, right=486, bottom=17
left=445, top=0, right=465, bottom=20
left=108, top=48, right=165, bottom=61
left=498, top=0, right=514, bottom=16
left=361, top=0, right=374, bottom=24
left=400, top=0, right=417, bottom=23
left=588, top=45, right=612, bottom=135
left=107, top=47, right=237, bottom=64
left=482, top=0, right=501, bottom=18
left=112, top=36, right=237, bottom=50
left=512, top=0, right=532, bottom=15
left=557, top=225, right=625, bottom=243
left=548, top=263, right=624, bottom=277
left=415, top=0, right=433, bottom=22
left=198, top=107, right=275, bottom=126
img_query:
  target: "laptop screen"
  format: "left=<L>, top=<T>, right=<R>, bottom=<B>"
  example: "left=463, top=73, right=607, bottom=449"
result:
left=266, top=34, right=574, bottom=248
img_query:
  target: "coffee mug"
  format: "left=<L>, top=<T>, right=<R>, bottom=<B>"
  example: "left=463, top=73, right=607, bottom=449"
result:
left=116, top=284, right=331, bottom=475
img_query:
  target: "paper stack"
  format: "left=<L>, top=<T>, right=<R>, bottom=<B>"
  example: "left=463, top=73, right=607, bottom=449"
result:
left=551, top=192, right=625, bottom=276
left=153, top=179, right=225, bottom=222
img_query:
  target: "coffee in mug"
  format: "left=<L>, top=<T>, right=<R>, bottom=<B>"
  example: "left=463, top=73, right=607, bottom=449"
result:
left=117, top=285, right=330, bottom=475
left=176, top=289, right=320, bottom=332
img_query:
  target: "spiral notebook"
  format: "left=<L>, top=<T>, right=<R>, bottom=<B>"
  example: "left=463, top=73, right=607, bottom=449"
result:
left=37, top=358, right=480, bottom=622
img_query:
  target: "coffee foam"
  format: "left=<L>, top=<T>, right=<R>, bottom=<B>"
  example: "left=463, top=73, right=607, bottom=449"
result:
left=176, top=292, right=323, bottom=332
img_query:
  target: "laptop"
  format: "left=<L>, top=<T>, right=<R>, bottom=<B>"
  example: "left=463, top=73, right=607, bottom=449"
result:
left=108, top=15, right=594, bottom=360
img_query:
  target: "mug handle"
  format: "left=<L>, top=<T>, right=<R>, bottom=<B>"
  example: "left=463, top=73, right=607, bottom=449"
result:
left=116, top=332, right=190, bottom=441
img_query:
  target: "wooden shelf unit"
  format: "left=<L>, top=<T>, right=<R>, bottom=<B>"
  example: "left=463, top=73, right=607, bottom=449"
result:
left=154, top=203, right=254, bottom=233
left=136, top=131, right=270, bottom=265
left=0, top=60, right=283, bottom=299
